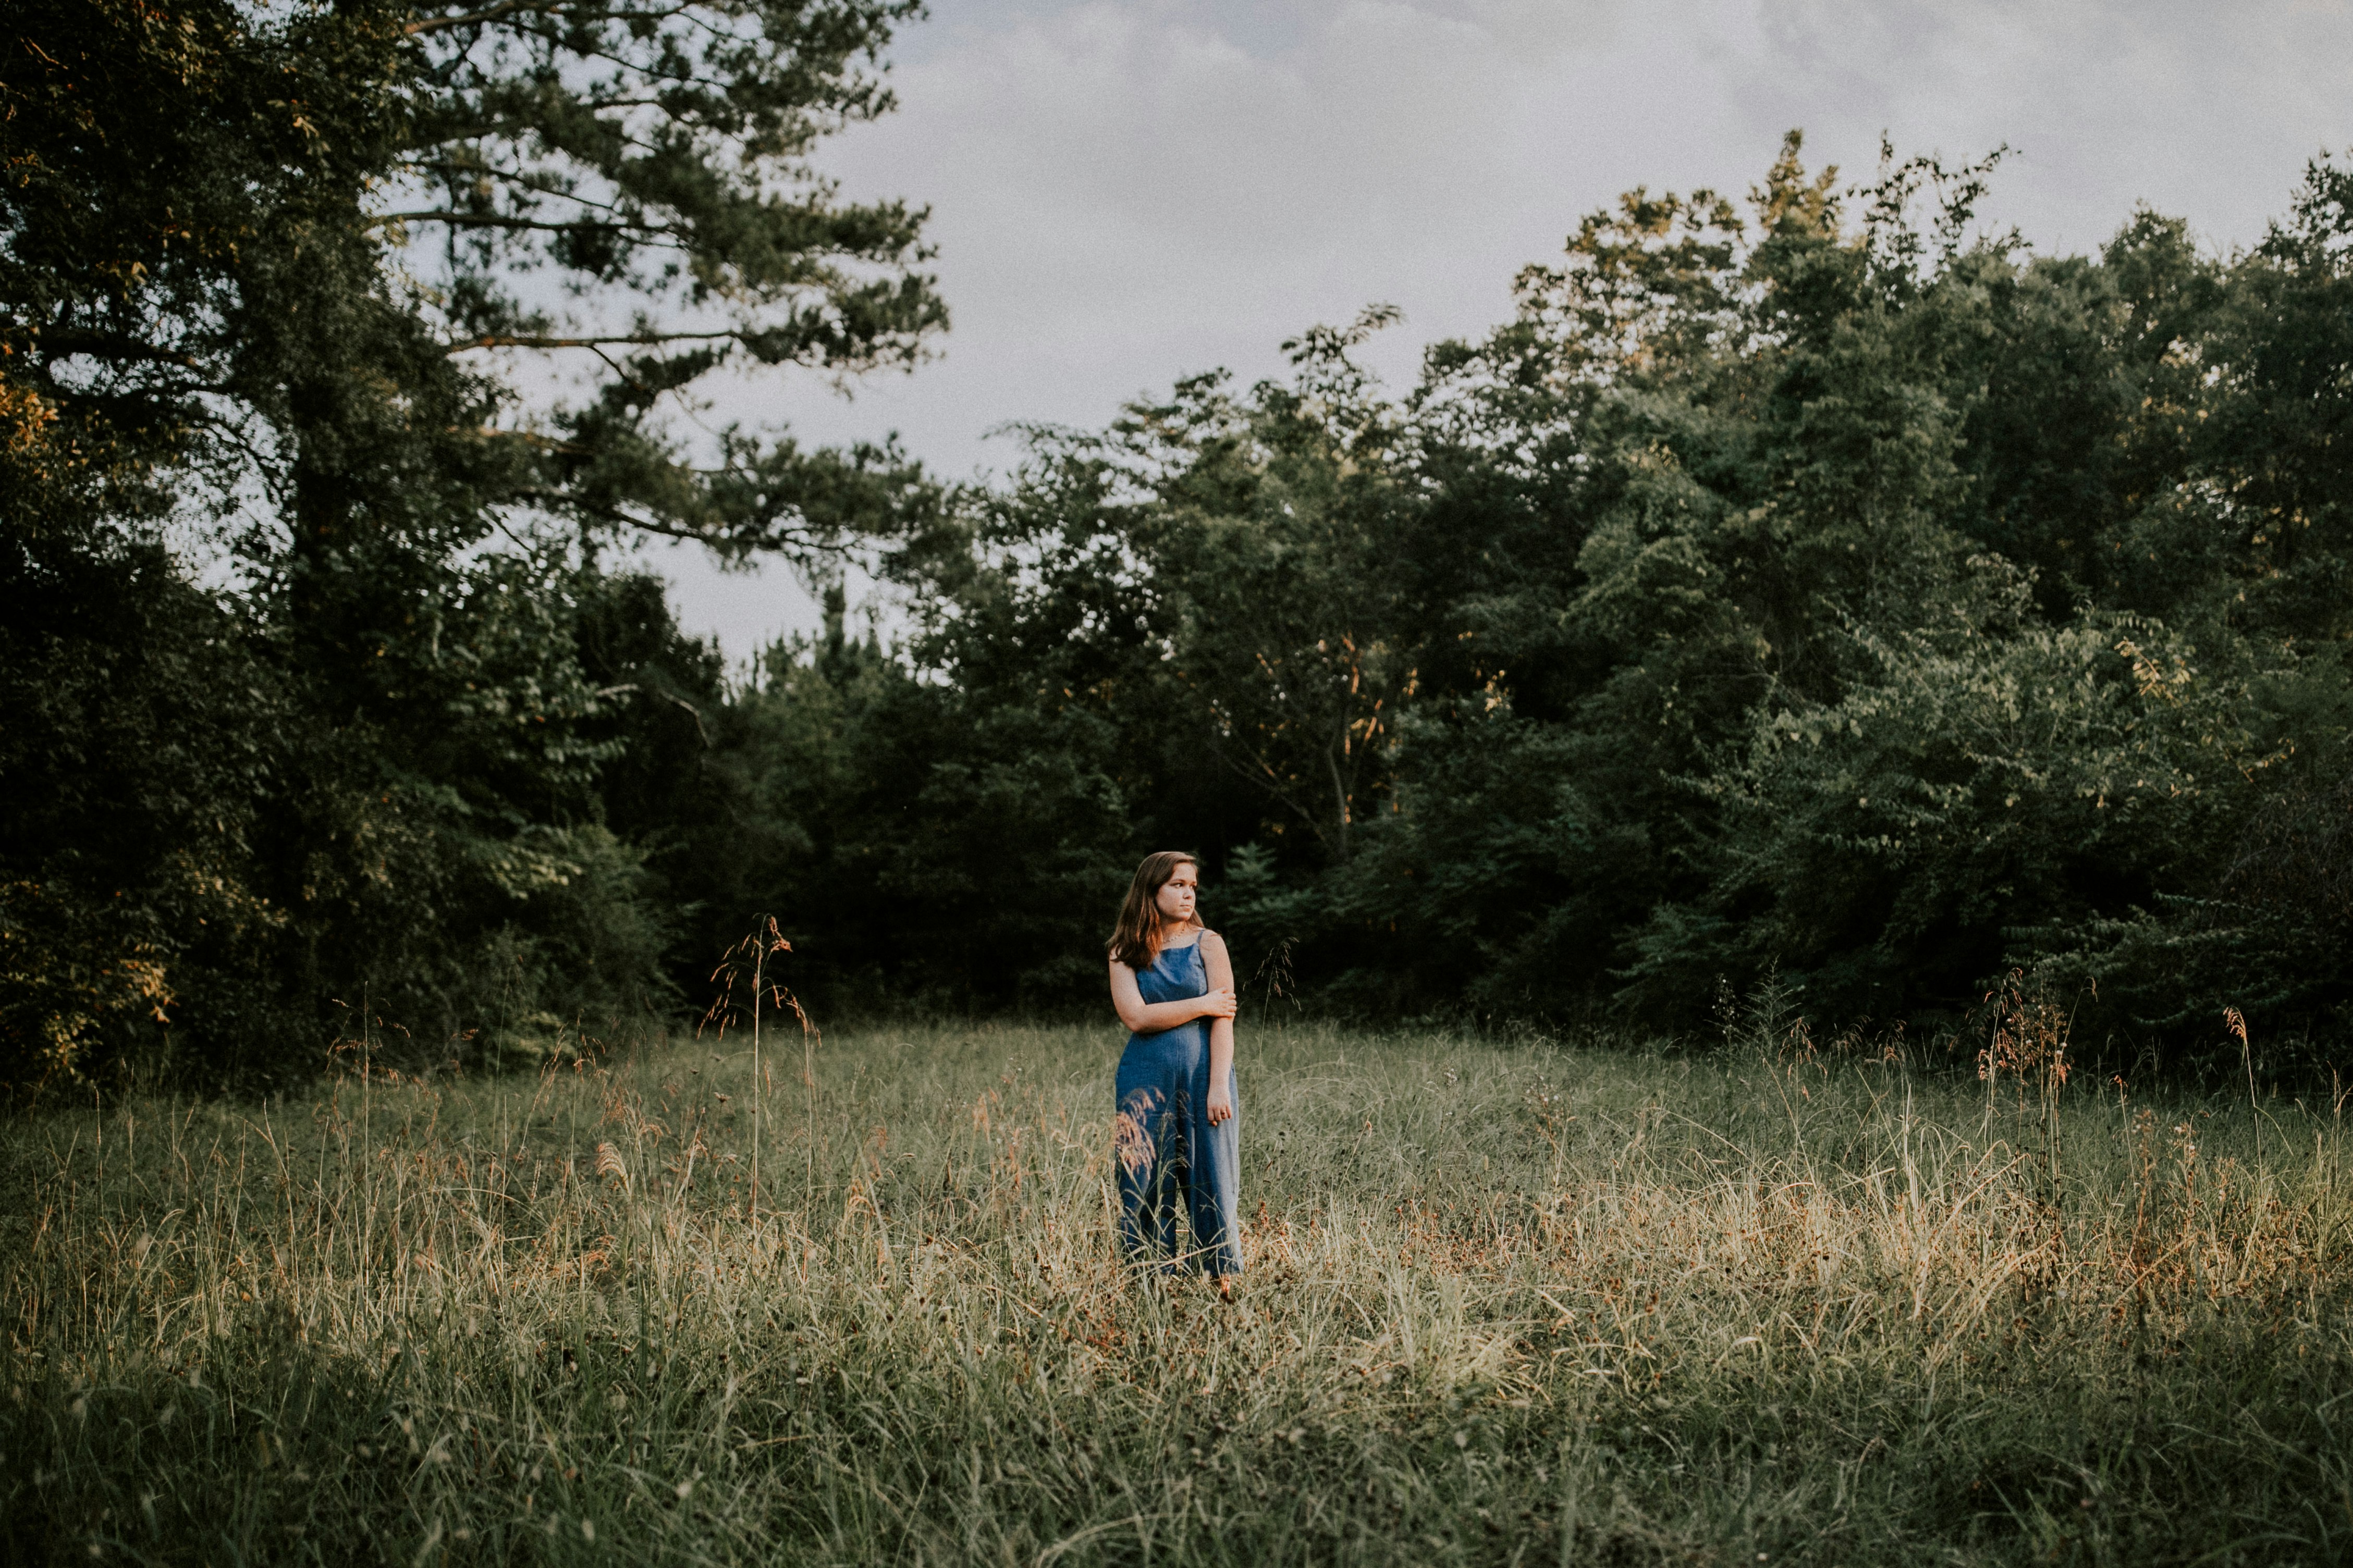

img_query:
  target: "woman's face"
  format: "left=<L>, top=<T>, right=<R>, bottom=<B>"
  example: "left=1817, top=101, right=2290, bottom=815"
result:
left=1153, top=862, right=1199, bottom=927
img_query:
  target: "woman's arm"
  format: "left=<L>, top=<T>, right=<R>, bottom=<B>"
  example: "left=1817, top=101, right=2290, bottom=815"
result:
left=1109, top=952, right=1237, bottom=1034
left=1201, top=931, right=1237, bottom=1126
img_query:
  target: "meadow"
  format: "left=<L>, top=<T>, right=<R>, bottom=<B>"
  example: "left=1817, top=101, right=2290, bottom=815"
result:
left=5, top=1002, right=2352, bottom=1566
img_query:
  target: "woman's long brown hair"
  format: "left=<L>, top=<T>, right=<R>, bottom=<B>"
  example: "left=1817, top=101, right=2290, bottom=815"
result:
left=1107, top=851, right=1200, bottom=971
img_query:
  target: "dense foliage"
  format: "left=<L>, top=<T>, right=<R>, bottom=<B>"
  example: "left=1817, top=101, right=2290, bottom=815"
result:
left=6, top=0, right=2352, bottom=1093
left=804, top=136, right=2353, bottom=1072
left=1, top=0, right=939, bottom=1094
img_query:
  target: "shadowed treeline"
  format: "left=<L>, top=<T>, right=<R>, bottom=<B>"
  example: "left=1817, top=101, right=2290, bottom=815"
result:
left=10, top=0, right=2353, bottom=1097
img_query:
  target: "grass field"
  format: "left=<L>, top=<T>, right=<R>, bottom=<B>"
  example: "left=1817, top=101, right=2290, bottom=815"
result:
left=5, top=1009, right=2352, bottom=1565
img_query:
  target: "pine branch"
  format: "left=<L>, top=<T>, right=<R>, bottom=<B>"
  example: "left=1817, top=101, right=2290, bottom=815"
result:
left=445, top=329, right=740, bottom=353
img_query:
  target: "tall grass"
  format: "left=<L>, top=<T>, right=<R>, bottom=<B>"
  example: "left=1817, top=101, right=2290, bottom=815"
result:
left=5, top=1014, right=2351, bottom=1565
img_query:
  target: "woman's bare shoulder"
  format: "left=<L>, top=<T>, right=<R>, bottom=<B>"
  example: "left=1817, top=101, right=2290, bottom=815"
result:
left=1198, top=928, right=1229, bottom=953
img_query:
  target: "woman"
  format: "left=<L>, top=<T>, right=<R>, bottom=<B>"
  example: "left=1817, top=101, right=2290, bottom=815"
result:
left=1108, top=850, right=1242, bottom=1292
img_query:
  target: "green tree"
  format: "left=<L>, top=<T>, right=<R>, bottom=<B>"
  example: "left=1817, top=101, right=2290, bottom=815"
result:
left=0, top=0, right=948, bottom=1090
left=388, top=0, right=947, bottom=557
left=704, top=590, right=1134, bottom=1009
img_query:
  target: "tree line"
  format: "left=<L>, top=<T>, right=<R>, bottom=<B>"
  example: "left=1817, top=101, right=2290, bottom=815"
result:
left=7, top=0, right=2352, bottom=1096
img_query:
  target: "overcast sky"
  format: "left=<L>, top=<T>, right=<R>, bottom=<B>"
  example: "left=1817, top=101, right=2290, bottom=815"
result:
left=647, top=0, right=2353, bottom=660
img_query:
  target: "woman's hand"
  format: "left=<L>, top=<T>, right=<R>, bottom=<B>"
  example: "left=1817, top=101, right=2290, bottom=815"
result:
left=1201, top=931, right=1236, bottom=1129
